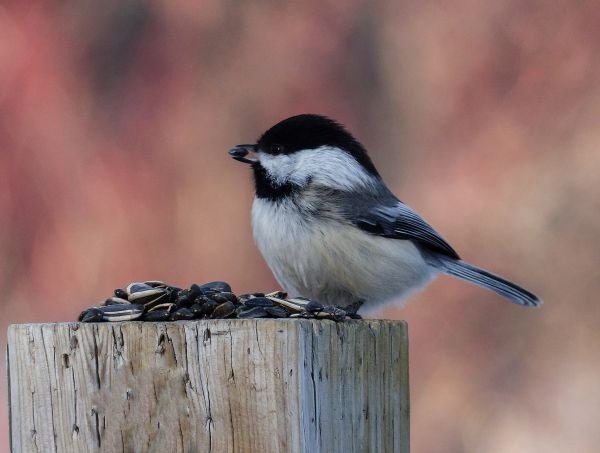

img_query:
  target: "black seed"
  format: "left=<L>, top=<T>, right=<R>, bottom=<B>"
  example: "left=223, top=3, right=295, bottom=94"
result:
left=305, top=301, right=324, bottom=313
left=211, top=301, right=236, bottom=318
left=100, top=303, right=144, bottom=313
left=126, top=283, right=154, bottom=295
left=189, top=284, right=202, bottom=299
left=142, top=309, right=170, bottom=321
left=79, top=308, right=104, bottom=323
left=244, top=297, right=274, bottom=308
left=168, top=288, right=180, bottom=304
left=210, top=292, right=239, bottom=304
left=200, top=281, right=232, bottom=293
left=114, top=289, right=128, bottom=299
left=168, top=286, right=182, bottom=293
left=175, top=289, right=194, bottom=307
left=100, top=304, right=144, bottom=321
left=170, top=307, right=195, bottom=321
left=127, top=284, right=168, bottom=306
left=197, top=300, right=218, bottom=316
left=193, top=295, right=210, bottom=305
left=267, top=291, right=288, bottom=299
left=104, top=297, right=129, bottom=306
left=144, top=281, right=168, bottom=288
left=237, top=307, right=269, bottom=318
left=189, top=303, right=204, bottom=317
left=219, top=292, right=239, bottom=304
left=265, top=306, right=289, bottom=318
left=208, top=293, right=226, bottom=303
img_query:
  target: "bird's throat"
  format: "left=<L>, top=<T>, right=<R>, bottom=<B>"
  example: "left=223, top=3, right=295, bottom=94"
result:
left=252, top=163, right=302, bottom=201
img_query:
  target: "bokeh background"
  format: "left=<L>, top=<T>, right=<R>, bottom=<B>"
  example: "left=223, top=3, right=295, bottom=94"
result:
left=1, top=1, right=599, bottom=451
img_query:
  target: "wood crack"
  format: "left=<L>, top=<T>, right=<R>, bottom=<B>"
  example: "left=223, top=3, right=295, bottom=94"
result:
left=39, top=329, right=58, bottom=453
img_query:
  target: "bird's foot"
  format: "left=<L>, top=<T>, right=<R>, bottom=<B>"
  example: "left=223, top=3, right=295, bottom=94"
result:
left=342, top=300, right=364, bottom=319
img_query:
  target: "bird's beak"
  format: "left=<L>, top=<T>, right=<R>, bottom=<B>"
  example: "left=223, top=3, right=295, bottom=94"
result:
left=228, top=144, right=257, bottom=164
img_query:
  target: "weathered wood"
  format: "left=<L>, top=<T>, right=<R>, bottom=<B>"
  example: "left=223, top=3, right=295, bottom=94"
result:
left=7, top=320, right=409, bottom=452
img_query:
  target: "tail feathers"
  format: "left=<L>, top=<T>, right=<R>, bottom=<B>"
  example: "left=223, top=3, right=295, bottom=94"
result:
left=439, top=259, right=542, bottom=307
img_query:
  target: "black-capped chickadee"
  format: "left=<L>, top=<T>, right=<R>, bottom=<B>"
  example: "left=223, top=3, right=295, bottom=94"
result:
left=229, top=114, right=541, bottom=312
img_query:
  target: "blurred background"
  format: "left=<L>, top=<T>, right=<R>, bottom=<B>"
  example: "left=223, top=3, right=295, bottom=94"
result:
left=1, top=0, right=599, bottom=451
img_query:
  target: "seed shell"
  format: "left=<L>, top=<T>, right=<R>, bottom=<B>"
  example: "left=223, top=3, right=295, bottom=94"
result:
left=244, top=297, right=274, bottom=308
left=211, top=301, right=236, bottom=318
left=237, top=307, right=269, bottom=318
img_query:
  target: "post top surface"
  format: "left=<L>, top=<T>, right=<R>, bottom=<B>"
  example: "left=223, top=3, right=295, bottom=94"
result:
left=8, top=318, right=407, bottom=331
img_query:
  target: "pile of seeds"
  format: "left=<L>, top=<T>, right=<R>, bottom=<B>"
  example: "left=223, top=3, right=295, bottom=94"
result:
left=78, top=281, right=360, bottom=323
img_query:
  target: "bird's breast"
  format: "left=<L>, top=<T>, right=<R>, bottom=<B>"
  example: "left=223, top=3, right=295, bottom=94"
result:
left=251, top=197, right=434, bottom=306
left=251, top=197, right=316, bottom=291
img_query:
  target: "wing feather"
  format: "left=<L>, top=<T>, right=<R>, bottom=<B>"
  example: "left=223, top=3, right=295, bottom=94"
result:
left=353, top=202, right=460, bottom=259
left=307, top=184, right=459, bottom=259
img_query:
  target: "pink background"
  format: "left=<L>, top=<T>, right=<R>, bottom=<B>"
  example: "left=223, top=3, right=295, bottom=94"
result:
left=1, top=1, right=599, bottom=451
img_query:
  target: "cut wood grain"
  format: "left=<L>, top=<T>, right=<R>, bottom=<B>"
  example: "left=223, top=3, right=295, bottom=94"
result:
left=7, top=319, right=409, bottom=452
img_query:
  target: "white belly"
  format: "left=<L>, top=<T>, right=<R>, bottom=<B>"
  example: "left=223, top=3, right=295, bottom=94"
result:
left=252, top=198, right=435, bottom=308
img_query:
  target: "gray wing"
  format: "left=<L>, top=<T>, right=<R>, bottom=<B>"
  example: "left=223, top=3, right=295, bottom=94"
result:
left=334, top=187, right=459, bottom=259
left=307, top=184, right=460, bottom=259
left=354, top=202, right=459, bottom=259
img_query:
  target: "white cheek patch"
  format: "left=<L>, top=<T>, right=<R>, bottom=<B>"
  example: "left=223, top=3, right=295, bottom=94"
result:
left=258, top=153, right=297, bottom=185
left=258, top=146, right=377, bottom=191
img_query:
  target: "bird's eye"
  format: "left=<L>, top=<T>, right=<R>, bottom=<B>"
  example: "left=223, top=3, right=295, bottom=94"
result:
left=271, top=144, right=284, bottom=153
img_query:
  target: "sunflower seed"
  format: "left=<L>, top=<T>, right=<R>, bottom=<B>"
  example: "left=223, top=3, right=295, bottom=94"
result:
left=104, top=297, right=130, bottom=306
left=305, top=301, right=324, bottom=313
left=100, top=304, right=144, bottom=321
left=175, top=289, right=195, bottom=307
left=285, top=298, right=311, bottom=307
left=265, top=306, right=289, bottom=318
left=200, top=281, right=232, bottom=293
left=189, top=303, right=204, bottom=317
left=266, top=291, right=288, bottom=299
left=189, top=284, right=203, bottom=299
left=170, top=307, right=195, bottom=321
left=237, top=307, right=269, bottom=318
left=316, top=306, right=347, bottom=321
left=210, top=292, right=238, bottom=304
left=114, top=289, right=128, bottom=299
left=144, top=281, right=169, bottom=288
left=79, top=308, right=104, bottom=323
left=196, top=299, right=218, bottom=316
left=147, top=302, right=176, bottom=313
left=211, top=301, right=236, bottom=318
left=145, top=292, right=170, bottom=310
left=267, top=297, right=306, bottom=313
left=142, top=309, right=170, bottom=321
left=127, top=283, right=167, bottom=306
left=244, top=297, right=274, bottom=308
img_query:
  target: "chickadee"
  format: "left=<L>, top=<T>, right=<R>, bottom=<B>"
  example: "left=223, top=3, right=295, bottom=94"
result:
left=229, top=114, right=541, bottom=311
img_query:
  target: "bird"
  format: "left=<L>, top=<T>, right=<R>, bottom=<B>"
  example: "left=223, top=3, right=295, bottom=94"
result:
left=229, top=114, right=541, bottom=313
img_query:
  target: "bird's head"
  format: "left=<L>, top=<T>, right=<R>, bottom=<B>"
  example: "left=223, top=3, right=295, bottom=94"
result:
left=229, top=114, right=380, bottom=199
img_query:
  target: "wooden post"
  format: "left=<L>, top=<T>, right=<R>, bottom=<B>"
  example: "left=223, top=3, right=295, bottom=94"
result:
left=7, top=319, right=409, bottom=452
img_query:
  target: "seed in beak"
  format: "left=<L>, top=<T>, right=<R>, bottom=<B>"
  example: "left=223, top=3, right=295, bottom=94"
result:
left=228, top=144, right=257, bottom=164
